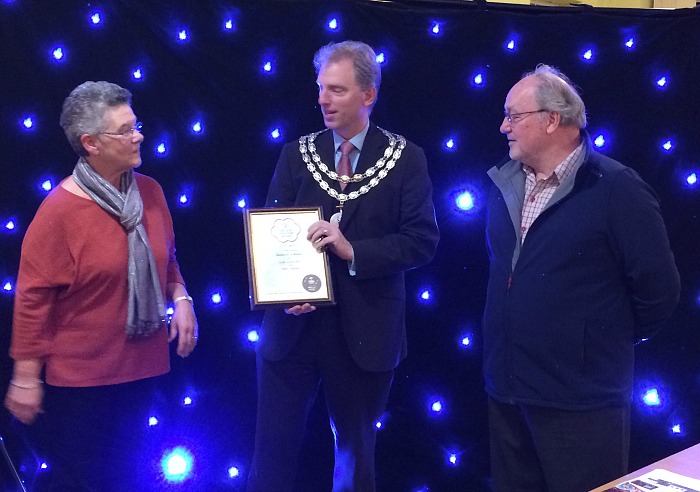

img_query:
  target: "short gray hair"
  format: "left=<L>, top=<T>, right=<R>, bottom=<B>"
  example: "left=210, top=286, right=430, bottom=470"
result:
left=524, top=64, right=587, bottom=129
left=59, top=81, right=132, bottom=156
left=313, top=41, right=381, bottom=110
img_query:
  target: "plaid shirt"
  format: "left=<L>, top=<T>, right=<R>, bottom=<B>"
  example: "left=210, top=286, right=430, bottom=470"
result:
left=520, top=142, right=584, bottom=243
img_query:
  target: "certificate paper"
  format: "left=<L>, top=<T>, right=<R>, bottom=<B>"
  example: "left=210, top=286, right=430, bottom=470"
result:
left=244, top=207, right=335, bottom=309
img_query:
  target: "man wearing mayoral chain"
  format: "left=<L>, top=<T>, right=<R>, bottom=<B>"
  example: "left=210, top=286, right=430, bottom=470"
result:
left=247, top=41, right=439, bottom=491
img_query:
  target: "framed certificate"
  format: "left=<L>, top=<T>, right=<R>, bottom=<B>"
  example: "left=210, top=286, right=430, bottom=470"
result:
left=244, top=207, right=335, bottom=309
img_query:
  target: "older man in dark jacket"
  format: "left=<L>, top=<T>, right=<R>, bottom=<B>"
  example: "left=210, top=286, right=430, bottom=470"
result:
left=484, top=64, right=680, bottom=492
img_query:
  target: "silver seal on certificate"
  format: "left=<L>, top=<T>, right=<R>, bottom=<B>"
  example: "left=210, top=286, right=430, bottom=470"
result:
left=302, top=274, right=322, bottom=292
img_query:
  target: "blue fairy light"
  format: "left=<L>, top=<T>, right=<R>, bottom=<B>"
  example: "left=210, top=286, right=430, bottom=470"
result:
left=161, top=447, right=194, bottom=483
left=52, top=46, right=65, bottom=61
left=456, top=192, right=474, bottom=211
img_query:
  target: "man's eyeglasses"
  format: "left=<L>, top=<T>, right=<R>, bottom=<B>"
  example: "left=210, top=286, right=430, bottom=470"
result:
left=503, top=110, right=548, bottom=124
left=99, top=122, right=143, bottom=138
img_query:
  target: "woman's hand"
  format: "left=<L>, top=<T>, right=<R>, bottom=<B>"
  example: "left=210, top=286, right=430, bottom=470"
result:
left=4, top=381, right=44, bottom=425
left=169, top=299, right=198, bottom=358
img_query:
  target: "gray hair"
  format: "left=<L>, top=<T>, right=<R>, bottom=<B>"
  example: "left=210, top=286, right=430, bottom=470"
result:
left=59, top=81, right=132, bottom=156
left=313, top=41, right=381, bottom=110
left=524, top=64, right=587, bottom=129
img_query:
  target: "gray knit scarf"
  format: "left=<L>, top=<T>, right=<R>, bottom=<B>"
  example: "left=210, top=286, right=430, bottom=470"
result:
left=72, top=158, right=165, bottom=338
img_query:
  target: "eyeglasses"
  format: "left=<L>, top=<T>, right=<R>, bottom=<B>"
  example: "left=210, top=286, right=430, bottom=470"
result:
left=503, top=110, right=548, bottom=124
left=99, top=122, right=143, bottom=138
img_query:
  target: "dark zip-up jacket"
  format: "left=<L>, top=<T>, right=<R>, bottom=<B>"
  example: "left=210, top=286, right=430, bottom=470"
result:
left=483, top=134, right=680, bottom=410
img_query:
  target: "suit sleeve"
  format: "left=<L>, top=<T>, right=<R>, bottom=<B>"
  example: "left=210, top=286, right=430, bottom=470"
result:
left=351, top=144, right=439, bottom=279
left=607, top=168, right=680, bottom=341
left=266, top=143, right=299, bottom=208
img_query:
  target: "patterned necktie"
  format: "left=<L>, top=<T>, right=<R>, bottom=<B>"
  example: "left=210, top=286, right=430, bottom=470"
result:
left=337, top=140, right=355, bottom=190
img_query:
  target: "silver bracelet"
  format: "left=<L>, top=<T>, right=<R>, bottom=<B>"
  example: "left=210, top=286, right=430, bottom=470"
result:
left=9, top=379, right=43, bottom=390
left=173, top=295, right=194, bottom=305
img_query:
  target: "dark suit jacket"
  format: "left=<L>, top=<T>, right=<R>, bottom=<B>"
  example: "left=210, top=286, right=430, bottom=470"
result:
left=259, top=123, right=439, bottom=372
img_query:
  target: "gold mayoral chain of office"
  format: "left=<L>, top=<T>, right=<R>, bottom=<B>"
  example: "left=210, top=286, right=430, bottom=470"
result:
left=299, top=127, right=406, bottom=224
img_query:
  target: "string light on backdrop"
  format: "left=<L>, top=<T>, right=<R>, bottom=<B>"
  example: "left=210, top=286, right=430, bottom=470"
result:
left=269, top=127, right=281, bottom=140
left=1, top=2, right=698, bottom=490
left=38, top=179, right=53, bottom=193
left=327, top=16, right=339, bottom=31
left=455, top=191, right=475, bottom=211
left=50, top=45, right=66, bottom=62
left=190, top=119, right=204, bottom=135
left=246, top=329, right=259, bottom=344
left=210, top=291, right=224, bottom=306
left=430, top=399, right=444, bottom=415
left=20, top=115, right=35, bottom=131
left=88, top=10, right=102, bottom=27
left=161, top=446, right=194, bottom=484
left=447, top=452, right=459, bottom=466
left=593, top=131, right=610, bottom=150
left=581, top=47, right=594, bottom=61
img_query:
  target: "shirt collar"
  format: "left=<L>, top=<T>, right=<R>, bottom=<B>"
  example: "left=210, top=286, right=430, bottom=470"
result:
left=523, top=141, right=585, bottom=184
left=333, top=121, right=370, bottom=153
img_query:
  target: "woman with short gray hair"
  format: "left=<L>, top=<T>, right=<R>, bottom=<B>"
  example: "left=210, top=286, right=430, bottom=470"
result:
left=4, top=81, right=198, bottom=490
